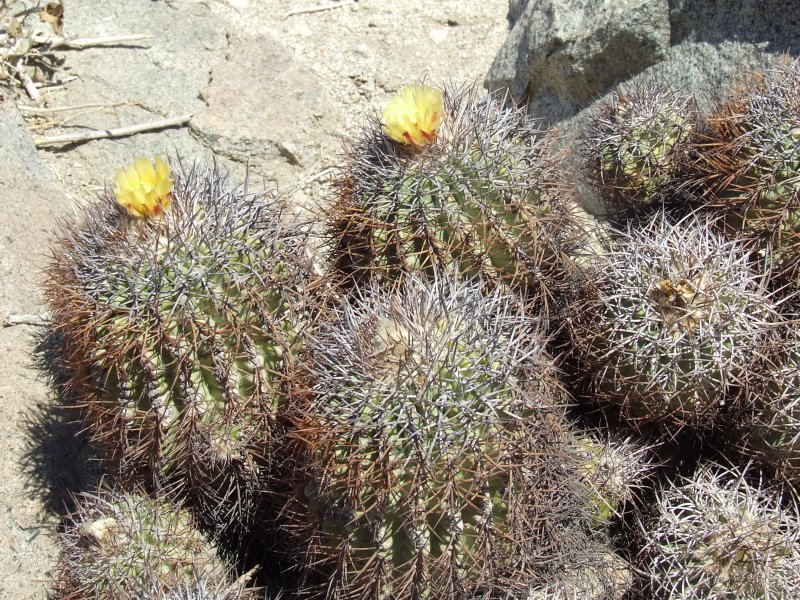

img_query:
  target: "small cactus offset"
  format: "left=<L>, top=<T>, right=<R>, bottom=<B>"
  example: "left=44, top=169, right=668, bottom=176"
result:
left=329, top=83, right=583, bottom=301
left=582, top=78, right=697, bottom=213
left=55, top=487, right=258, bottom=600
left=160, top=575, right=261, bottom=600
left=641, top=463, right=800, bottom=599
left=281, top=276, right=589, bottom=599
left=567, top=212, right=780, bottom=430
left=528, top=538, right=633, bottom=600
left=44, top=161, right=315, bottom=536
left=690, top=58, right=800, bottom=282
left=574, top=432, right=653, bottom=525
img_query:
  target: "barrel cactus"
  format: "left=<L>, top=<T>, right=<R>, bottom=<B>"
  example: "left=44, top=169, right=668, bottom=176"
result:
left=280, top=275, right=588, bottom=598
left=582, top=78, right=697, bottom=213
left=567, top=211, right=780, bottom=430
left=55, top=487, right=258, bottom=599
left=329, top=83, right=583, bottom=301
left=641, top=463, right=800, bottom=599
left=44, top=161, right=314, bottom=536
left=690, top=57, right=800, bottom=282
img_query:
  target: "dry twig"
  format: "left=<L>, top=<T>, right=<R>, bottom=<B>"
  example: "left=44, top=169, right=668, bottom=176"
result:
left=18, top=101, right=133, bottom=114
left=40, top=33, right=152, bottom=50
left=33, top=114, right=192, bottom=147
left=285, top=0, right=354, bottom=18
left=1, top=314, right=51, bottom=328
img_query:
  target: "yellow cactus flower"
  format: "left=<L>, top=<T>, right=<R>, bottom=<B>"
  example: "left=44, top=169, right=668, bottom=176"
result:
left=114, top=156, right=174, bottom=218
left=382, top=83, right=444, bottom=147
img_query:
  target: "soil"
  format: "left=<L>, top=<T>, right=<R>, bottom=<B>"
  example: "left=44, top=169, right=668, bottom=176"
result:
left=0, top=0, right=508, bottom=597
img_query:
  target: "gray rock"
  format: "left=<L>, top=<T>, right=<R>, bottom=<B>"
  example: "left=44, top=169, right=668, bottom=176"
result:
left=0, top=91, right=53, bottom=182
left=486, top=0, right=671, bottom=122
left=0, top=97, right=67, bottom=314
left=487, top=0, right=799, bottom=125
left=190, top=34, right=341, bottom=184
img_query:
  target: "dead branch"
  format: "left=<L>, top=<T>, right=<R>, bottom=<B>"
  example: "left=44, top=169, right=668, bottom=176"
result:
left=37, top=33, right=152, bottom=50
left=33, top=114, right=192, bottom=147
left=18, top=101, right=132, bottom=114
left=1, top=314, right=51, bottom=328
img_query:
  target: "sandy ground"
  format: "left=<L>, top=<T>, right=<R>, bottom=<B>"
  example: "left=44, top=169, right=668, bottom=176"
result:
left=0, top=0, right=508, bottom=597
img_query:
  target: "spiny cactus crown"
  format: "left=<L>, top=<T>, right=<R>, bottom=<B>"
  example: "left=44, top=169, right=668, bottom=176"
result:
left=643, top=463, right=800, bottom=599
left=583, top=78, right=696, bottom=210
left=575, top=433, right=653, bottom=524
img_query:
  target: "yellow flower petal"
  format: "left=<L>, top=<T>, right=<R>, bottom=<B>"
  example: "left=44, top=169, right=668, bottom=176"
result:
left=155, top=156, right=171, bottom=181
left=134, top=157, right=156, bottom=189
left=113, top=156, right=174, bottom=219
left=382, top=83, right=444, bottom=147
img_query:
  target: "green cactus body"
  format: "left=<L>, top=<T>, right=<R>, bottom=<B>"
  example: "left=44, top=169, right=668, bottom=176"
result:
left=583, top=79, right=696, bottom=212
left=57, top=488, right=256, bottom=600
left=642, top=464, right=800, bottom=599
left=331, top=86, right=581, bottom=300
left=45, top=165, right=313, bottom=533
left=568, top=213, right=779, bottom=429
left=283, top=277, right=587, bottom=598
left=692, top=59, right=800, bottom=281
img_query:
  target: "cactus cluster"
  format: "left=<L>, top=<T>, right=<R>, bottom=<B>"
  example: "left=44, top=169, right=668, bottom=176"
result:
left=45, top=164, right=314, bottom=536
left=41, top=59, right=800, bottom=598
left=330, top=85, right=582, bottom=300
